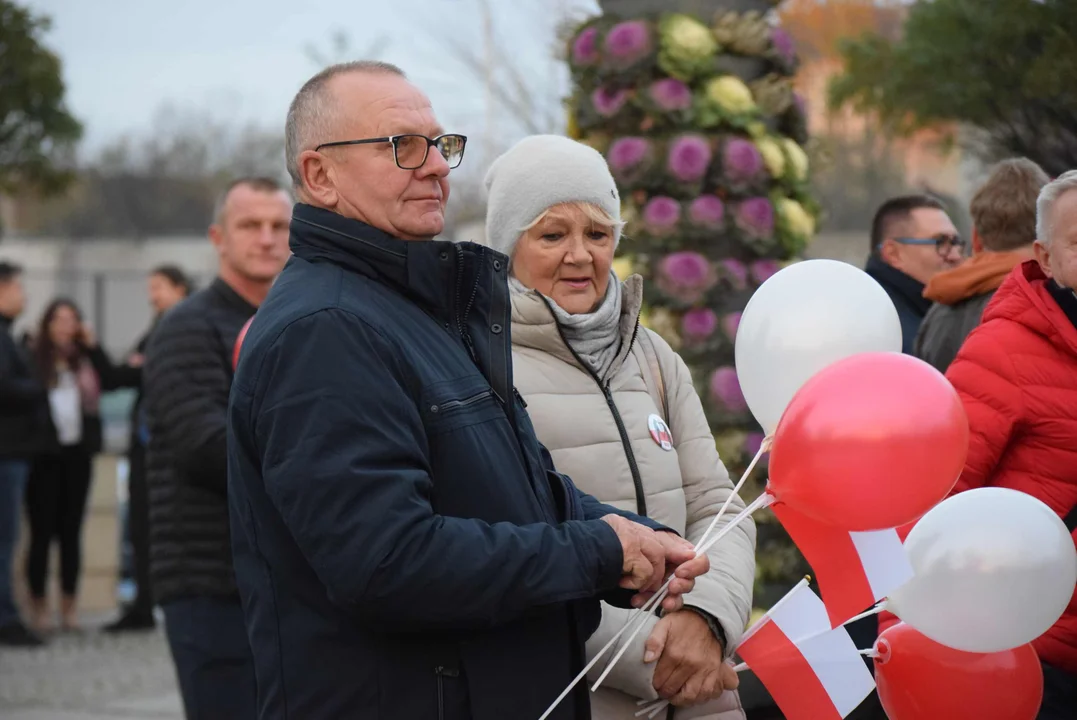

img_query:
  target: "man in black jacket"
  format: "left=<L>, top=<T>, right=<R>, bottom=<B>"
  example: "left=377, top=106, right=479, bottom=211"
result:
left=0, top=261, right=46, bottom=647
left=865, top=195, right=964, bottom=354
left=143, top=179, right=291, bottom=719
left=228, top=61, right=708, bottom=720
left=106, top=265, right=192, bottom=634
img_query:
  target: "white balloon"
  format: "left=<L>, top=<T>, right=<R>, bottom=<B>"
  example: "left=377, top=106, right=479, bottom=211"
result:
left=888, top=487, right=1077, bottom=653
left=734, top=259, right=902, bottom=434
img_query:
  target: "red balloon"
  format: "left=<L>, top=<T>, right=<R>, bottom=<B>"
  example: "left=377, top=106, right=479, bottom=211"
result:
left=768, top=352, right=968, bottom=531
left=875, top=622, right=1043, bottom=720
left=233, top=316, right=254, bottom=370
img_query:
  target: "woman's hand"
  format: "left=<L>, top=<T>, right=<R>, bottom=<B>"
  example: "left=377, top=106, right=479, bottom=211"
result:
left=645, top=610, right=739, bottom=706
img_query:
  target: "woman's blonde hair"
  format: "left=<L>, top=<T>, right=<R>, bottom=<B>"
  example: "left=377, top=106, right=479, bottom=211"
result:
left=520, top=201, right=625, bottom=236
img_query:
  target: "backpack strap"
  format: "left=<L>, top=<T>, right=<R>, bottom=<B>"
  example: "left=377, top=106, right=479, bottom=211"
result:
left=636, top=328, right=670, bottom=426
left=1064, top=504, right=1077, bottom=535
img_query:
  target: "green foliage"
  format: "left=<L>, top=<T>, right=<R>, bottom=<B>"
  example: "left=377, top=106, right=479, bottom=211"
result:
left=0, top=0, right=82, bottom=195
left=830, top=0, right=1077, bottom=175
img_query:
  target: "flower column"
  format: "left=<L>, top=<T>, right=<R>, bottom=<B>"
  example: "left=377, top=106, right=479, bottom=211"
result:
left=567, top=2, right=818, bottom=597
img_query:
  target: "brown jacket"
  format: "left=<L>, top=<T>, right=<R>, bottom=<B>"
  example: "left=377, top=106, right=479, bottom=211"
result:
left=511, top=275, right=756, bottom=720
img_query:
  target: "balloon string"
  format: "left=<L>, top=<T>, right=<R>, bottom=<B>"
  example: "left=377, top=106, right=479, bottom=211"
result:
left=537, top=442, right=772, bottom=719
left=590, top=493, right=774, bottom=694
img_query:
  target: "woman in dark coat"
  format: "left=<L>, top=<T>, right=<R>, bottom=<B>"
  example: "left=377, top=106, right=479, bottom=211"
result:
left=25, top=298, right=136, bottom=632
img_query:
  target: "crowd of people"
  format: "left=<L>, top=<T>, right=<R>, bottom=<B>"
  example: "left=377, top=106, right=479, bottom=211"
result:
left=0, top=60, right=1074, bottom=720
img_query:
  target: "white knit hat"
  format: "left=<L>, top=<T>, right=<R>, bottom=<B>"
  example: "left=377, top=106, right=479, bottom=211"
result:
left=483, top=135, right=622, bottom=258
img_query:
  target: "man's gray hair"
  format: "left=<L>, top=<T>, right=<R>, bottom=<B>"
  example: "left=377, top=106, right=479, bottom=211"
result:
left=285, top=60, right=407, bottom=188
left=1036, top=169, right=1077, bottom=245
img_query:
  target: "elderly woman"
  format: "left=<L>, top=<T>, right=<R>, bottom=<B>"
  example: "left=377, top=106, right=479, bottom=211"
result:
left=483, top=135, right=756, bottom=720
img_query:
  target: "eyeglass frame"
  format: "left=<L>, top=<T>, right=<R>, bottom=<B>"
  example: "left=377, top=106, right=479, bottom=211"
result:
left=891, top=235, right=966, bottom=256
left=313, top=133, right=468, bottom=170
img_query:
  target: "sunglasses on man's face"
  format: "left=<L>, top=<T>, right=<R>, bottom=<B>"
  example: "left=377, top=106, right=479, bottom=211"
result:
left=893, top=235, right=966, bottom=256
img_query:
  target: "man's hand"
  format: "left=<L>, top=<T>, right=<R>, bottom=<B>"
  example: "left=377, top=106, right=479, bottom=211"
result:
left=600, top=517, right=710, bottom=612
left=645, top=611, right=739, bottom=707
left=653, top=533, right=708, bottom=612
left=602, top=515, right=668, bottom=596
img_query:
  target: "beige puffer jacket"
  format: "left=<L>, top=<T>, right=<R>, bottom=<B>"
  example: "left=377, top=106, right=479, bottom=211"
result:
left=511, top=275, right=757, bottom=720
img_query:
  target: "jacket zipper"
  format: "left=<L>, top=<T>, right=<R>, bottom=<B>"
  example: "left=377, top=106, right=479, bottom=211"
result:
left=433, top=390, right=492, bottom=414
left=544, top=300, right=648, bottom=517
left=435, top=665, right=458, bottom=720
left=454, top=244, right=482, bottom=365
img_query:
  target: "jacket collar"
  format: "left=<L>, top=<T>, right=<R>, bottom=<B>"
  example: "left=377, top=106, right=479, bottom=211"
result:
left=0, top=313, right=13, bottom=334
left=209, top=277, right=259, bottom=315
left=984, top=260, right=1077, bottom=359
left=865, top=255, right=932, bottom=316
left=510, top=274, right=643, bottom=374
left=288, top=203, right=503, bottom=323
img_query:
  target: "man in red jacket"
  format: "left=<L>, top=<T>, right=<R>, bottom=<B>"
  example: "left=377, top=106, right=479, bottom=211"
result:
left=942, top=170, right=1077, bottom=718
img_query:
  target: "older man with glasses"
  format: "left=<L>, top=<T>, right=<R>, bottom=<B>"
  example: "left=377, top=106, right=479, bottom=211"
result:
left=864, top=194, right=964, bottom=354
left=226, top=61, right=710, bottom=720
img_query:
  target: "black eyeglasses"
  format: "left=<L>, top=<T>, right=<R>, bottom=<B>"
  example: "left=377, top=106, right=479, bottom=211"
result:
left=314, top=134, right=467, bottom=170
left=893, top=235, right=966, bottom=256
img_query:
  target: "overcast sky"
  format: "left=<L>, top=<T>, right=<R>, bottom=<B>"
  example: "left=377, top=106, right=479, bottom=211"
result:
left=27, top=0, right=599, bottom=164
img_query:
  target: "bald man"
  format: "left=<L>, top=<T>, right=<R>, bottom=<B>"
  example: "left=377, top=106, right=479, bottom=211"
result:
left=226, top=62, right=710, bottom=720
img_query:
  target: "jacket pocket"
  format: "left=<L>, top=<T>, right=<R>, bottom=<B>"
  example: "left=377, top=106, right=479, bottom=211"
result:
left=546, top=471, right=583, bottom=523
left=421, top=376, right=503, bottom=437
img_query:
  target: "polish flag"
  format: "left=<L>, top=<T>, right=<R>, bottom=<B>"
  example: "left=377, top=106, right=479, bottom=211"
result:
left=772, top=502, right=914, bottom=627
left=737, top=583, right=875, bottom=720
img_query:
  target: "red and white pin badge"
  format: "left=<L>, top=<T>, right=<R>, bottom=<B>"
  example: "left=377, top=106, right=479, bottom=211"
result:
left=647, top=413, right=673, bottom=451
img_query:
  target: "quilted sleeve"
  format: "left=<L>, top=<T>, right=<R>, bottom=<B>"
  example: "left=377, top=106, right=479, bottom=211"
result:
left=945, top=327, right=1025, bottom=493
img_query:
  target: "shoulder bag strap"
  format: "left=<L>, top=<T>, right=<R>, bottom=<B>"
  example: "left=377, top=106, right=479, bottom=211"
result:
left=636, top=328, right=670, bottom=426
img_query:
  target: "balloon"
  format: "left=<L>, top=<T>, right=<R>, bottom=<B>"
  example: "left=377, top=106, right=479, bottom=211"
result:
left=887, top=487, right=1077, bottom=653
left=874, top=623, right=1043, bottom=720
left=767, top=352, right=967, bottom=531
left=233, top=316, right=253, bottom=370
left=735, top=259, right=902, bottom=434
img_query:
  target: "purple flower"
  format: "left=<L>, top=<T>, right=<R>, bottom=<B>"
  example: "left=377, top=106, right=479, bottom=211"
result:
left=657, top=251, right=716, bottom=303
left=649, top=78, right=692, bottom=111
left=689, top=195, right=725, bottom=227
left=710, top=367, right=748, bottom=413
left=643, top=196, right=681, bottom=232
left=604, top=21, right=652, bottom=67
left=572, top=26, right=599, bottom=65
left=721, top=259, right=749, bottom=290
left=745, top=432, right=768, bottom=460
left=793, top=92, right=807, bottom=116
left=751, top=259, right=781, bottom=285
left=607, top=137, right=650, bottom=174
left=736, top=197, right=775, bottom=239
left=592, top=86, right=629, bottom=117
left=771, top=28, right=796, bottom=66
left=668, top=135, right=712, bottom=183
left=723, top=138, right=765, bottom=184
left=682, top=308, right=718, bottom=341
left=722, top=312, right=741, bottom=341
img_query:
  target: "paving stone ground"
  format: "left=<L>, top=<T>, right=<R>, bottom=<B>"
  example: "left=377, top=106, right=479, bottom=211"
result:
left=0, top=618, right=183, bottom=720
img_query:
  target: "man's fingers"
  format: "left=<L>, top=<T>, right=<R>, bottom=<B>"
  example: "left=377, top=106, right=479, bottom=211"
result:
left=671, top=671, right=706, bottom=707
left=660, top=593, right=685, bottom=613
left=658, top=660, right=693, bottom=701
left=701, top=668, right=722, bottom=701
left=675, top=554, right=710, bottom=580
left=666, top=577, right=696, bottom=597
left=658, top=533, right=697, bottom=565
left=639, top=535, right=667, bottom=593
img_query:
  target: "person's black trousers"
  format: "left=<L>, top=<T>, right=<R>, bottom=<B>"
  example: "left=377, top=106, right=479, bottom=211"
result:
left=125, top=441, right=153, bottom=618
left=25, top=446, right=93, bottom=598
left=163, top=596, right=257, bottom=720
